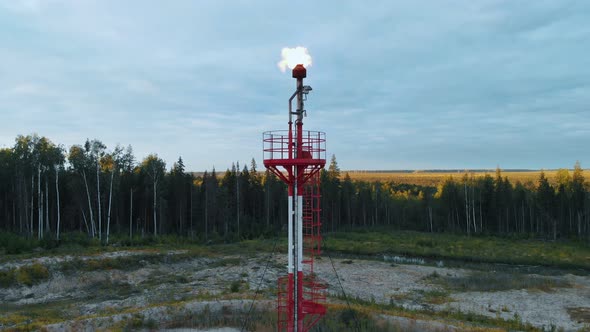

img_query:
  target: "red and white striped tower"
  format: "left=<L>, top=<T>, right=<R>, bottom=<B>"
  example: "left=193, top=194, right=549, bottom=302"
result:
left=263, top=64, right=326, bottom=332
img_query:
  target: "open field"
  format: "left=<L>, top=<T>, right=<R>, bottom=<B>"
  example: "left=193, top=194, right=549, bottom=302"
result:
left=1, top=232, right=590, bottom=331
left=343, top=170, right=588, bottom=187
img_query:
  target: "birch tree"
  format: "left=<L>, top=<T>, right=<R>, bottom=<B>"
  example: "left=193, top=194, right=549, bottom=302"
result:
left=141, top=154, right=165, bottom=236
left=47, top=144, right=65, bottom=240
left=89, top=139, right=106, bottom=240
left=119, top=146, right=136, bottom=239
left=102, top=146, right=123, bottom=244
left=69, top=145, right=95, bottom=237
left=35, top=136, right=57, bottom=238
left=31, top=135, right=43, bottom=239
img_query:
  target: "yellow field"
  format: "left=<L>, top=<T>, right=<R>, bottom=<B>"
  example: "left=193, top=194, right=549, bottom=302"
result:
left=343, top=170, right=584, bottom=187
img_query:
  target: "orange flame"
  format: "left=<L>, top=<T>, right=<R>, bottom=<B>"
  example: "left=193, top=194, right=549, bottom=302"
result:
left=277, top=46, right=312, bottom=72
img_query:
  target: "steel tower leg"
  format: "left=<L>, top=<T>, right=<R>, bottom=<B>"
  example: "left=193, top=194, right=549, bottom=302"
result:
left=296, top=177, right=304, bottom=332
left=287, top=186, right=294, bottom=332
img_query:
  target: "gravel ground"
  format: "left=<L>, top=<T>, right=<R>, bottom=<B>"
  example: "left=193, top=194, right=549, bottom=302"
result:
left=307, top=256, right=590, bottom=331
left=1, top=250, right=589, bottom=331
left=445, top=282, right=590, bottom=331
left=312, top=257, right=469, bottom=307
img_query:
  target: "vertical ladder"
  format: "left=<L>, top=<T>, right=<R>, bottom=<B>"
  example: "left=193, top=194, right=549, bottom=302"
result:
left=277, top=275, right=291, bottom=331
left=301, top=170, right=326, bottom=330
left=277, top=169, right=326, bottom=332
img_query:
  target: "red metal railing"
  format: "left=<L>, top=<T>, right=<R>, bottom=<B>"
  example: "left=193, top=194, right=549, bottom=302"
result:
left=263, top=130, right=326, bottom=161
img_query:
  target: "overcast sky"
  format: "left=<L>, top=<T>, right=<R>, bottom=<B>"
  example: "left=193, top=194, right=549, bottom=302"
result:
left=1, top=1, right=589, bottom=171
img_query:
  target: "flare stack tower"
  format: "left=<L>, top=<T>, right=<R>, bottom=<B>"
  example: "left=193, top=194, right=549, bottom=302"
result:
left=263, top=64, right=327, bottom=332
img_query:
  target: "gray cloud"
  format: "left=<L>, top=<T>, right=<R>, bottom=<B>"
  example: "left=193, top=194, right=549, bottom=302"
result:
left=0, top=0, right=589, bottom=170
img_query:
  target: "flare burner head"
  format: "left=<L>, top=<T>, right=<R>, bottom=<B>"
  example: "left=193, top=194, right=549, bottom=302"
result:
left=292, top=64, right=307, bottom=79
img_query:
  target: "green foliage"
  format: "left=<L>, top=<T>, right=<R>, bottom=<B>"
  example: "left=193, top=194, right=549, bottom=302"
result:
left=39, top=236, right=60, bottom=250
left=0, top=269, right=16, bottom=287
left=59, top=253, right=183, bottom=273
left=0, top=232, right=37, bottom=254
left=117, top=235, right=159, bottom=247
left=229, top=280, right=241, bottom=293
left=416, top=238, right=437, bottom=248
left=326, top=230, right=590, bottom=270
left=310, top=307, right=398, bottom=331
left=0, top=263, right=50, bottom=288
left=16, top=263, right=50, bottom=286
left=59, top=232, right=100, bottom=247
left=210, top=257, right=242, bottom=268
left=88, top=279, right=141, bottom=299
left=343, top=295, right=543, bottom=332
left=3, top=133, right=590, bottom=247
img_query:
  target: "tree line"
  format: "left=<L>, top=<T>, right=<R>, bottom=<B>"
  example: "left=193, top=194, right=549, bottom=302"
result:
left=0, top=134, right=589, bottom=243
left=0, top=134, right=288, bottom=243
left=321, top=156, right=590, bottom=240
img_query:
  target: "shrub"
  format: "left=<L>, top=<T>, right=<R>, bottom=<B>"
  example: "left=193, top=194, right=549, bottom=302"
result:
left=16, top=263, right=50, bottom=286
left=0, top=269, right=16, bottom=288
left=39, top=236, right=60, bottom=250
left=230, top=280, right=241, bottom=293
left=0, top=233, right=36, bottom=254
left=340, top=308, right=362, bottom=328
left=416, top=238, right=436, bottom=248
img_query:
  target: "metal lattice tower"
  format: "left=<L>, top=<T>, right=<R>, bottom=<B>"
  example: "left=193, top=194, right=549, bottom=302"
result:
left=263, top=64, right=326, bottom=332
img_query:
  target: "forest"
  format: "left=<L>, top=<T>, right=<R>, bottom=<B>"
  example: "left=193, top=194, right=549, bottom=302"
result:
left=0, top=134, right=589, bottom=245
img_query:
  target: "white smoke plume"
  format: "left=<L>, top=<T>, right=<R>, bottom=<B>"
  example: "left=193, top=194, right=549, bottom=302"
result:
left=277, top=46, right=312, bottom=72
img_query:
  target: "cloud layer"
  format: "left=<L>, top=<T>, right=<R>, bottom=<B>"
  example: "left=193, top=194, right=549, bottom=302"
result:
left=1, top=1, right=588, bottom=170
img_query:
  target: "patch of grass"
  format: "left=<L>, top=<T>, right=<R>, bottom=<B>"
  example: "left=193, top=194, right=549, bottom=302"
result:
left=0, top=263, right=49, bottom=288
left=0, top=313, right=30, bottom=327
left=117, top=313, right=146, bottom=331
left=58, top=251, right=204, bottom=274
left=0, top=269, right=16, bottom=288
left=175, top=275, right=190, bottom=283
left=425, top=271, right=572, bottom=292
left=389, top=292, right=412, bottom=302
left=420, top=289, right=452, bottom=304
left=15, top=263, right=49, bottom=287
left=229, top=280, right=241, bottom=293
left=60, top=257, right=129, bottom=273
left=0, top=299, right=76, bottom=330
left=114, top=303, right=402, bottom=332
left=0, top=233, right=37, bottom=255
left=325, top=230, right=590, bottom=271
left=390, top=287, right=452, bottom=305
left=209, top=257, right=242, bottom=268
left=310, top=307, right=401, bottom=331
left=568, top=307, right=590, bottom=325
left=341, top=295, right=543, bottom=332
left=87, top=279, right=141, bottom=299
left=416, top=238, right=437, bottom=248
left=0, top=232, right=276, bottom=266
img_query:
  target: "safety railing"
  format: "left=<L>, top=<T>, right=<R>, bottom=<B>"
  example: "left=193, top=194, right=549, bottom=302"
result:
left=263, top=130, right=326, bottom=161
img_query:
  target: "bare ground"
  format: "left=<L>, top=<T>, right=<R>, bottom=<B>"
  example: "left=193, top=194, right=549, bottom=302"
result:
left=1, top=249, right=589, bottom=331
